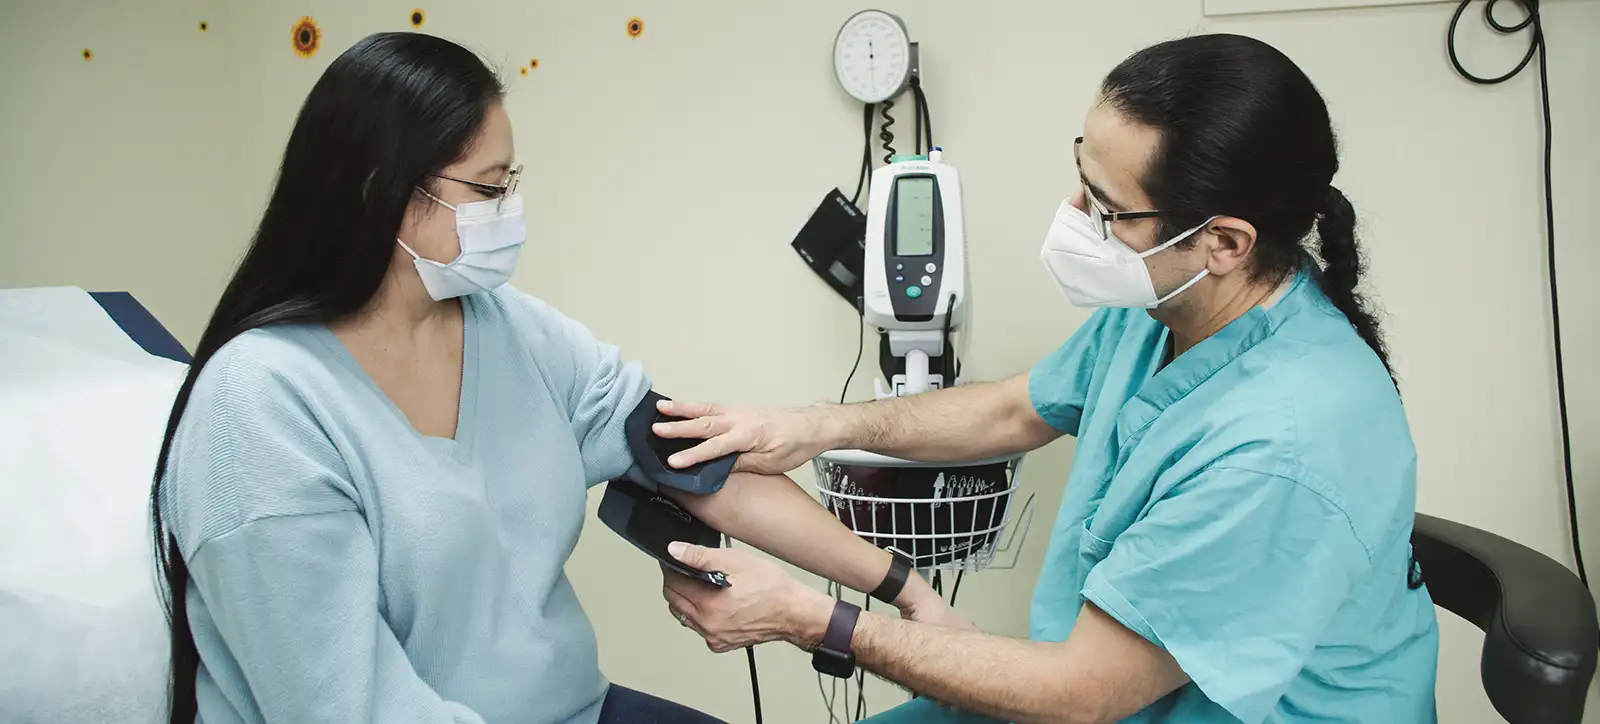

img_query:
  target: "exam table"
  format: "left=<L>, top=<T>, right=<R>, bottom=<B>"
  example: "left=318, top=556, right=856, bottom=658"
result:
left=0, top=287, right=190, bottom=724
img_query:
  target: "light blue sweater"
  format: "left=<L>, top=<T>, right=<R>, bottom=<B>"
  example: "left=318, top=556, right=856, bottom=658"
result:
left=160, top=286, right=653, bottom=723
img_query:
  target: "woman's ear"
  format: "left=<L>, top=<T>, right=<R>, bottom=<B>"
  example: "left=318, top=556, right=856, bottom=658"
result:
left=1204, top=216, right=1258, bottom=276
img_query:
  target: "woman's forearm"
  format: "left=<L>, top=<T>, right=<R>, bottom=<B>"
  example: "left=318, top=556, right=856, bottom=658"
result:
left=663, top=472, right=938, bottom=608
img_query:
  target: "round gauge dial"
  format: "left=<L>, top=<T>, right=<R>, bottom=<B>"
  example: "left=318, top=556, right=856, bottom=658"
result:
left=833, top=10, right=912, bottom=104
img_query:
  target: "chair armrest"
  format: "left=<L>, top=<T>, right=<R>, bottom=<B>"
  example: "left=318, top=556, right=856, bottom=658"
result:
left=1412, top=513, right=1598, bottom=723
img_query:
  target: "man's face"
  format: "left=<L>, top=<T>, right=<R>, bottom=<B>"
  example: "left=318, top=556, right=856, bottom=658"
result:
left=1071, top=101, right=1214, bottom=304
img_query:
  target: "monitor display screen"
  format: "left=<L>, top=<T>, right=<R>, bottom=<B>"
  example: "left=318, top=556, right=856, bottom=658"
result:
left=894, top=177, right=936, bottom=256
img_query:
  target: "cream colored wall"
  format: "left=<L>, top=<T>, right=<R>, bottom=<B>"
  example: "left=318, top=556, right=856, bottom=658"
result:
left=4, top=1, right=1598, bottom=722
left=0, top=0, right=237, bottom=344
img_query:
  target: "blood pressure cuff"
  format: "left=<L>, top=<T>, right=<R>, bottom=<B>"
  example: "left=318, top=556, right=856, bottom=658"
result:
left=618, top=389, right=738, bottom=497
left=598, top=478, right=728, bottom=587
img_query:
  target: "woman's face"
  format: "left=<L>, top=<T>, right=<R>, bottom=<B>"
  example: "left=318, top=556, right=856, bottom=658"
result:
left=397, top=101, right=517, bottom=264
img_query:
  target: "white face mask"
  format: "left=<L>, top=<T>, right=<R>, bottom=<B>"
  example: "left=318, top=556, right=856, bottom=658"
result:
left=397, top=189, right=526, bottom=301
left=1037, top=201, right=1213, bottom=309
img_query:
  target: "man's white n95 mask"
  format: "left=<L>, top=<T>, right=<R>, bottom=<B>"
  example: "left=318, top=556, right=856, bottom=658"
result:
left=397, top=190, right=527, bottom=301
left=1038, top=201, right=1212, bottom=309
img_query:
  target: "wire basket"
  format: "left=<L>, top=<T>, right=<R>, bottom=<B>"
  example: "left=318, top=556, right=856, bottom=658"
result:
left=811, top=449, right=1036, bottom=572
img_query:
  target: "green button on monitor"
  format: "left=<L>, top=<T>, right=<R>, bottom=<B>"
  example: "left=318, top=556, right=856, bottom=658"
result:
left=906, top=286, right=922, bottom=298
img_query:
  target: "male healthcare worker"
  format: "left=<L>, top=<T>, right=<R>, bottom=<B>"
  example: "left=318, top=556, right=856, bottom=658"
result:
left=651, top=34, right=1440, bottom=724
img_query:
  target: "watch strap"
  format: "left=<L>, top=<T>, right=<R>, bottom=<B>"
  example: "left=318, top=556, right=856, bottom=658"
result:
left=869, top=548, right=914, bottom=605
left=824, top=599, right=861, bottom=653
left=812, top=599, right=861, bottom=678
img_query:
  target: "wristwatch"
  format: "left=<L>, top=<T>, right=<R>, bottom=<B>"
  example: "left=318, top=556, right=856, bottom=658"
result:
left=812, top=599, right=861, bottom=678
left=869, top=547, right=914, bottom=605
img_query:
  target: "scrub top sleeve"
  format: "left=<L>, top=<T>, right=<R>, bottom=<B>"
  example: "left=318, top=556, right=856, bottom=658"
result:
left=857, top=697, right=1003, bottom=724
left=1027, top=309, right=1114, bottom=436
left=536, top=299, right=654, bottom=486
left=187, top=513, right=488, bottom=724
left=1080, top=466, right=1371, bottom=724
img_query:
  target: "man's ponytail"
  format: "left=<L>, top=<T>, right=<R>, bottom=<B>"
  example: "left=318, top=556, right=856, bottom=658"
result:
left=1315, top=185, right=1395, bottom=388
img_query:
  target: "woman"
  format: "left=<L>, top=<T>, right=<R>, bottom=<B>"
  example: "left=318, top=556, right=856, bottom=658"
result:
left=652, top=34, right=1439, bottom=723
left=151, top=32, right=951, bottom=724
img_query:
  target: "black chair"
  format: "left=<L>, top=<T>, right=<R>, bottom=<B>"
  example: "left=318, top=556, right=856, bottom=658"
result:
left=1412, top=513, right=1599, bottom=723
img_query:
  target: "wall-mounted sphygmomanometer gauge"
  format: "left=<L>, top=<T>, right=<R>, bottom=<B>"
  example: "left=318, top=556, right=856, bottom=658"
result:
left=832, top=9, right=914, bottom=104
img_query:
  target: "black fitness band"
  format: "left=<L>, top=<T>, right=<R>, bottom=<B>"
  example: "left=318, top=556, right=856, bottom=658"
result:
left=869, top=548, right=914, bottom=605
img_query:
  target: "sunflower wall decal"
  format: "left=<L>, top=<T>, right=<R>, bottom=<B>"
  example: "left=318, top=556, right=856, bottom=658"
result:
left=529, top=58, right=539, bottom=70
left=626, top=17, right=644, bottom=38
left=199, top=21, right=208, bottom=32
left=291, top=16, right=321, bottom=59
left=410, top=10, right=425, bottom=28
left=519, top=66, right=528, bottom=77
left=82, top=48, right=93, bottom=61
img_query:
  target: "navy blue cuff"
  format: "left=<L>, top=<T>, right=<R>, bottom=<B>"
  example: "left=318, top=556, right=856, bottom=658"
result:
left=623, top=390, right=737, bottom=496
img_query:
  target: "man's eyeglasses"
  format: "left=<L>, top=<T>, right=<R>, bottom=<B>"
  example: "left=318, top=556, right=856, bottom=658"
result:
left=430, top=164, right=523, bottom=212
left=1073, top=138, right=1159, bottom=240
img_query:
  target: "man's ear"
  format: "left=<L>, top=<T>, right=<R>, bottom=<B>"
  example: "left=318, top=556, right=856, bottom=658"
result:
left=1204, top=216, right=1258, bottom=276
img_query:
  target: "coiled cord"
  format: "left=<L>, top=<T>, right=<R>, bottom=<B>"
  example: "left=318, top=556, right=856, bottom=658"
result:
left=879, top=100, right=897, bottom=164
left=1448, top=0, right=1538, bottom=84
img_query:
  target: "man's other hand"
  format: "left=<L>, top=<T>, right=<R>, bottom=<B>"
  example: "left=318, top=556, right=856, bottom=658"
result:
left=661, top=542, right=832, bottom=653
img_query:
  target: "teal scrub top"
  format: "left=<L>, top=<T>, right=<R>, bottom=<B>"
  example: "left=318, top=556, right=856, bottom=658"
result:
left=865, top=268, right=1439, bottom=724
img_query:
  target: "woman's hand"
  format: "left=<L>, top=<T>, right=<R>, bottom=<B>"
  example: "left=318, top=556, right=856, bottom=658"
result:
left=652, top=400, right=832, bottom=475
left=896, top=593, right=979, bottom=632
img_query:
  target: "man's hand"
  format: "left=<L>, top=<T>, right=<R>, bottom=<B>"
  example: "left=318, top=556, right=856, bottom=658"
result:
left=652, top=400, right=830, bottom=474
left=661, top=542, right=834, bottom=652
left=661, top=545, right=1189, bottom=724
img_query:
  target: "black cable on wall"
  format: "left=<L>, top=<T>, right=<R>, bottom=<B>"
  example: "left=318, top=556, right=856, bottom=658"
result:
left=1446, top=0, right=1583, bottom=585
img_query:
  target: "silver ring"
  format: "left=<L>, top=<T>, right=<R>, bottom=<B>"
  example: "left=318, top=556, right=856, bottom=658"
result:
left=675, top=611, right=689, bottom=627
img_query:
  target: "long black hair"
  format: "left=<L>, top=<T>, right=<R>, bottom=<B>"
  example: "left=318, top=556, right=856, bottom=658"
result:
left=149, top=32, right=504, bottom=723
left=1100, top=33, right=1394, bottom=385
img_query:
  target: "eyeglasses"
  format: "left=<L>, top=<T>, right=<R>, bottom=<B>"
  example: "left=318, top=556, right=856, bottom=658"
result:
left=429, top=164, right=523, bottom=212
left=1073, top=138, right=1159, bottom=240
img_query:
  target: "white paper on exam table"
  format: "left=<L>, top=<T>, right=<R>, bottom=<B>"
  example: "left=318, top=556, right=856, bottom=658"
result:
left=0, top=286, right=183, bottom=389
left=0, top=286, right=188, bottom=724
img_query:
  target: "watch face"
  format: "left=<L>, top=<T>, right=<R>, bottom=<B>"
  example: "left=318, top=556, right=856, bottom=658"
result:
left=813, top=647, right=856, bottom=678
